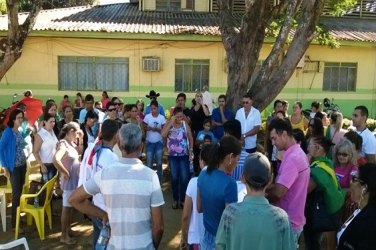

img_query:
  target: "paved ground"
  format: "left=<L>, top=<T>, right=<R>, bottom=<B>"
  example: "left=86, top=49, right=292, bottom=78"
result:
left=0, top=167, right=182, bottom=249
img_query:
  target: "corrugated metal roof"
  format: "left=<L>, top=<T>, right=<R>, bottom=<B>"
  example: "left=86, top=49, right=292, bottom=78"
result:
left=321, top=17, right=376, bottom=42
left=0, top=3, right=375, bottom=43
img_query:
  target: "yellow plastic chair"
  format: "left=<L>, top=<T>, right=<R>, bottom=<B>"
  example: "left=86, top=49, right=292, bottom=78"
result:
left=14, top=174, right=57, bottom=240
left=0, top=159, right=32, bottom=232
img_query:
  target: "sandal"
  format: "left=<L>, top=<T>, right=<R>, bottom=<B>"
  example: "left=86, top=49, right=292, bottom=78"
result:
left=172, top=201, right=178, bottom=209
left=60, top=238, right=77, bottom=245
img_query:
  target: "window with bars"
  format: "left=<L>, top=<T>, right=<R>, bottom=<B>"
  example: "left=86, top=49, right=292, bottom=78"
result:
left=58, top=56, right=129, bottom=91
left=156, top=0, right=181, bottom=11
left=323, top=62, right=357, bottom=92
left=175, top=59, right=210, bottom=92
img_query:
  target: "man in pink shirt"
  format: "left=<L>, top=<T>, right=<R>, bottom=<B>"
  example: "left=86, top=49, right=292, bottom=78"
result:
left=267, top=118, right=310, bottom=246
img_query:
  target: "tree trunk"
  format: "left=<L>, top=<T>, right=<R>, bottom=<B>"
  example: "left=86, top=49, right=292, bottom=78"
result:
left=219, top=0, right=326, bottom=111
left=0, top=0, right=41, bottom=81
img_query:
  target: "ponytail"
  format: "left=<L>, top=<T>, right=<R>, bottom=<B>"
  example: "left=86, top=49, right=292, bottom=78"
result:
left=207, top=135, right=241, bottom=173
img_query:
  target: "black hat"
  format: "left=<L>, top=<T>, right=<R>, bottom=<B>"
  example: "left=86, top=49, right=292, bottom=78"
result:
left=243, top=152, right=271, bottom=188
left=146, top=90, right=160, bottom=99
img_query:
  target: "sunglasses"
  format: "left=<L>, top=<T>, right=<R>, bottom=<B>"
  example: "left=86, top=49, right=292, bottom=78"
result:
left=337, top=152, right=349, bottom=157
left=107, top=108, right=117, bottom=112
left=113, top=103, right=120, bottom=106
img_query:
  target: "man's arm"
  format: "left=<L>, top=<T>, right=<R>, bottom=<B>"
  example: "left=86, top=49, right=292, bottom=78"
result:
left=244, top=125, right=261, bottom=137
left=69, top=186, right=108, bottom=225
left=151, top=206, right=164, bottom=249
left=267, top=183, right=288, bottom=204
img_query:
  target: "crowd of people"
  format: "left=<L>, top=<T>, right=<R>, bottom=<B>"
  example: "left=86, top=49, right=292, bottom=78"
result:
left=0, top=89, right=376, bottom=250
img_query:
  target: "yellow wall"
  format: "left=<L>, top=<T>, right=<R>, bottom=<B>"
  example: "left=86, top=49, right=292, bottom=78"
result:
left=0, top=37, right=228, bottom=99
left=143, top=0, right=156, bottom=11
left=195, top=0, right=209, bottom=12
left=0, top=36, right=375, bottom=116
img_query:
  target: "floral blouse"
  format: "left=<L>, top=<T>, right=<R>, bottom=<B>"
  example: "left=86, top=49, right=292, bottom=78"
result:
left=167, top=124, right=188, bottom=156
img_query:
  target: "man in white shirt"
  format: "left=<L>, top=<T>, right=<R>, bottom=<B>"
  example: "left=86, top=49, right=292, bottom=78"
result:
left=77, top=119, right=120, bottom=247
left=235, top=94, right=261, bottom=153
left=352, top=105, right=376, bottom=163
left=202, top=85, right=215, bottom=115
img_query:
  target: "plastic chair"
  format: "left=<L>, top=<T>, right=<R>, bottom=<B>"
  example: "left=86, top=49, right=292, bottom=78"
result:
left=15, top=175, right=57, bottom=240
left=0, top=237, right=29, bottom=250
left=0, top=159, right=32, bottom=232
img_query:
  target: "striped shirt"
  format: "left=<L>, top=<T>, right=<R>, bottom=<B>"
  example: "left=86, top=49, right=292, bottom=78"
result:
left=84, top=158, right=165, bottom=250
left=231, top=150, right=249, bottom=181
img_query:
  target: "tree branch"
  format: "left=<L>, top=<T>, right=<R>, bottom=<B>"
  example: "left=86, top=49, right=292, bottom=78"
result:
left=251, top=0, right=325, bottom=110
left=253, top=0, right=298, bottom=90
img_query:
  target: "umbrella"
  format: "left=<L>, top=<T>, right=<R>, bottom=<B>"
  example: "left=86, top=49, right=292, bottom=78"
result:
left=2, top=97, right=43, bottom=127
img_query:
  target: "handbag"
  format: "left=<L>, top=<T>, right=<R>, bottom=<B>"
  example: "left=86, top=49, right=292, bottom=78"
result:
left=305, top=190, right=341, bottom=231
left=27, top=180, right=46, bottom=207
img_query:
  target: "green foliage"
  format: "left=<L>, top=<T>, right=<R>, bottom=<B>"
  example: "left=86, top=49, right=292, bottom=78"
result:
left=266, top=1, right=358, bottom=49
left=314, top=25, right=340, bottom=48
left=327, top=0, right=358, bottom=16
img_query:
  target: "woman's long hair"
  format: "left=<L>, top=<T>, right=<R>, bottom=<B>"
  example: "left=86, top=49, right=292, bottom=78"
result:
left=206, top=135, right=241, bottom=173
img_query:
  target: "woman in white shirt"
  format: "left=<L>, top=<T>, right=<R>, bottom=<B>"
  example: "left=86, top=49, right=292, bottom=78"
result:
left=33, top=113, right=59, bottom=182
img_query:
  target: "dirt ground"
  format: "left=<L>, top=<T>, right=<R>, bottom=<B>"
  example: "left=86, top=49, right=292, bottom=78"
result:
left=0, top=167, right=182, bottom=250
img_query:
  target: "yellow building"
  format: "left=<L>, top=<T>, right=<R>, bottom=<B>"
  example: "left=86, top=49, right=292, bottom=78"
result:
left=0, top=0, right=375, bottom=117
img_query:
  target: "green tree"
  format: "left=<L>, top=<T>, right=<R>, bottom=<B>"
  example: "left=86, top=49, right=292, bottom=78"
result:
left=218, top=0, right=357, bottom=110
left=0, top=0, right=41, bottom=79
left=0, top=0, right=96, bottom=81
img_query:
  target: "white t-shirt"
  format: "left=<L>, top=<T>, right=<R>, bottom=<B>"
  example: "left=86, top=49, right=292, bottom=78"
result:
left=357, top=128, right=376, bottom=158
left=37, top=127, right=58, bottom=163
left=185, top=177, right=204, bottom=245
left=235, top=107, right=261, bottom=149
left=202, top=90, right=214, bottom=115
left=143, top=113, right=166, bottom=143
left=78, top=143, right=119, bottom=211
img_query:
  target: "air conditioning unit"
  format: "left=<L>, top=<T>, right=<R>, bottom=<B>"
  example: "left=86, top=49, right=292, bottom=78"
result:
left=142, top=57, right=161, bottom=72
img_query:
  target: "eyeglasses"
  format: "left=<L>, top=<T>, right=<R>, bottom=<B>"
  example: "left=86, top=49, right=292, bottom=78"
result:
left=107, top=108, right=116, bottom=112
left=113, top=103, right=120, bottom=106
left=337, top=152, right=349, bottom=157
left=242, top=101, right=250, bottom=104
left=351, top=175, right=362, bottom=183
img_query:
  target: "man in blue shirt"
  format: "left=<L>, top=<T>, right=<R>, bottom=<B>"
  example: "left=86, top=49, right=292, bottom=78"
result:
left=79, top=94, right=101, bottom=137
left=211, top=95, right=233, bottom=140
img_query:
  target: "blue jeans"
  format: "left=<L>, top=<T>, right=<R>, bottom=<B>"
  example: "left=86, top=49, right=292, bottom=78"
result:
left=146, top=141, right=164, bottom=182
left=92, top=217, right=106, bottom=249
left=292, top=228, right=303, bottom=249
left=40, top=163, right=57, bottom=183
left=200, top=229, right=215, bottom=250
left=168, top=155, right=190, bottom=203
